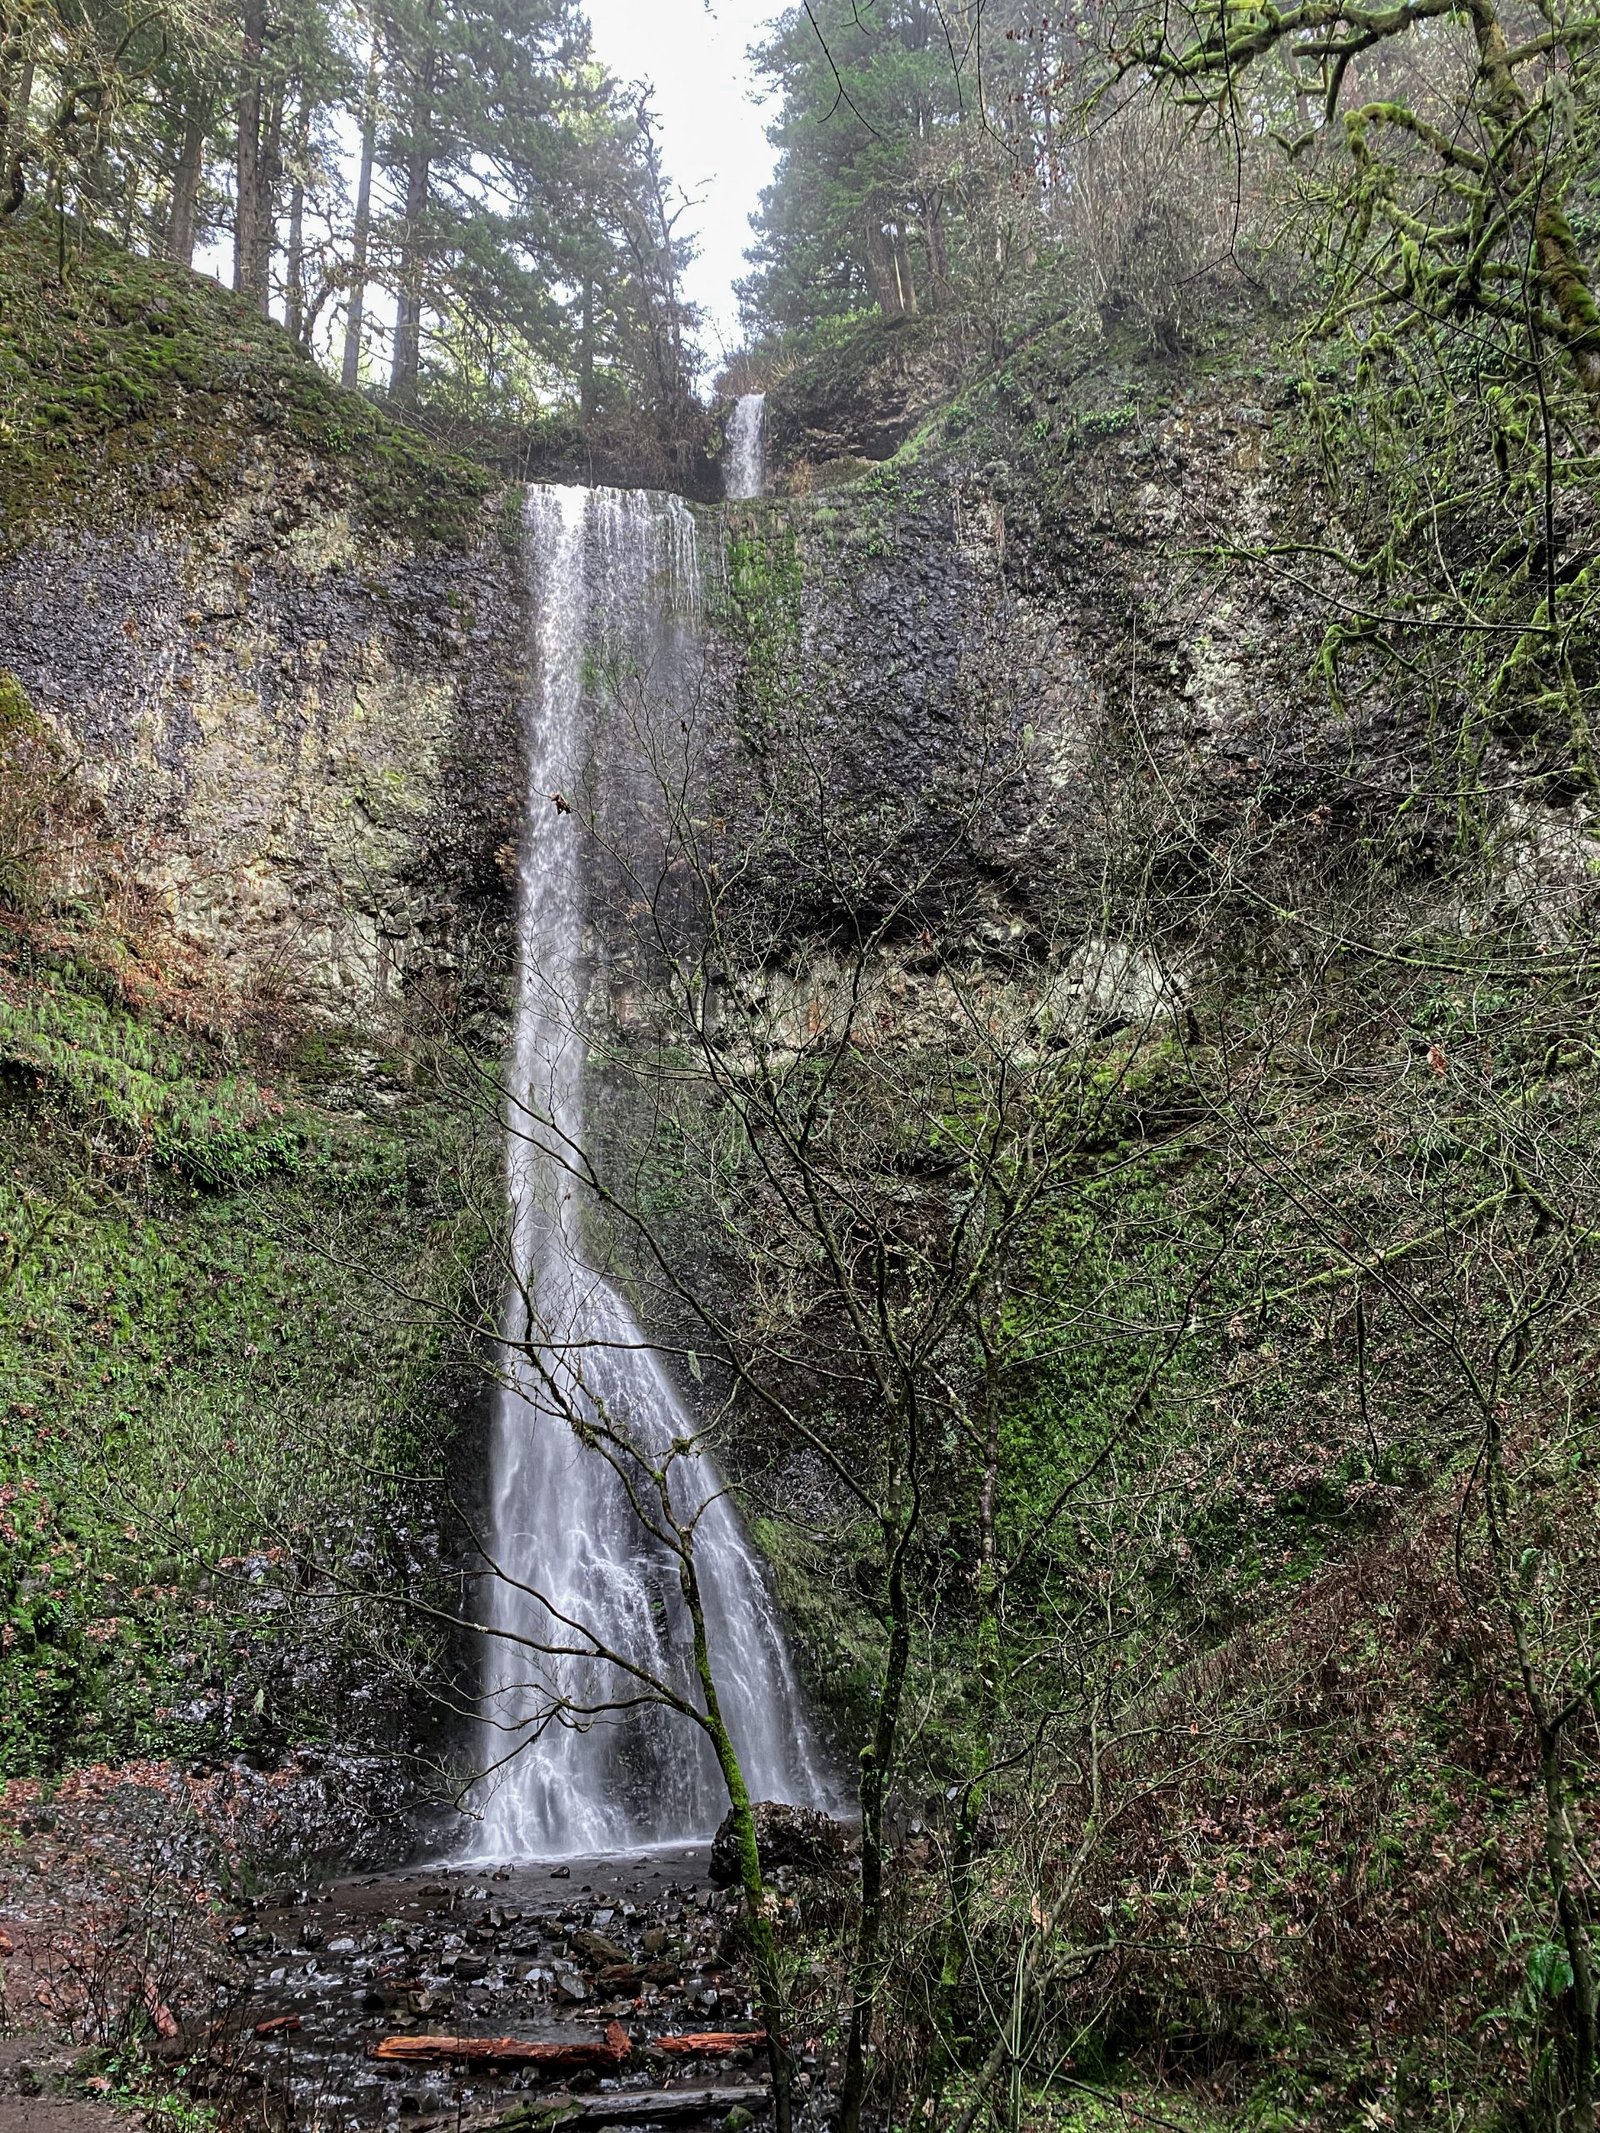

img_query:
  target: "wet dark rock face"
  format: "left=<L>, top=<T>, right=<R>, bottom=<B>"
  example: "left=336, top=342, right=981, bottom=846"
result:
left=709, top=343, right=1477, bottom=956
left=0, top=463, right=525, bottom=1027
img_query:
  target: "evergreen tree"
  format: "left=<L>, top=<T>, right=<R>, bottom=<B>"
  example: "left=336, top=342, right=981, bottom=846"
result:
left=0, top=0, right=700, bottom=430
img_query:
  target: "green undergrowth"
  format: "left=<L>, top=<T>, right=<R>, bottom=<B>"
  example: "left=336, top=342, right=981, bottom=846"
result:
left=0, top=213, right=492, bottom=554
left=0, top=962, right=310, bottom=1187
left=0, top=940, right=490, bottom=1778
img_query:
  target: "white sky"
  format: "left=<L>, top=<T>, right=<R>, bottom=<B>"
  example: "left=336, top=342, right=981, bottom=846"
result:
left=583, top=0, right=782, bottom=364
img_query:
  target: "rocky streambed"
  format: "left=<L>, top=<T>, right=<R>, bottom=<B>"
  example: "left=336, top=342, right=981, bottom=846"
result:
left=195, top=1845, right=824, bottom=2131
left=2, top=1770, right=848, bottom=2133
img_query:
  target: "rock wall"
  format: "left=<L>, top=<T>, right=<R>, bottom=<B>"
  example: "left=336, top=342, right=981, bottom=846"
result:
left=2, top=463, right=524, bottom=1031
left=715, top=324, right=1596, bottom=965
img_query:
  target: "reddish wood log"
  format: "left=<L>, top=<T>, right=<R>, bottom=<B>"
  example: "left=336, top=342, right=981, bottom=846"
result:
left=652, top=2032, right=766, bottom=2057
left=254, top=2014, right=303, bottom=2036
left=372, top=2021, right=631, bottom=2070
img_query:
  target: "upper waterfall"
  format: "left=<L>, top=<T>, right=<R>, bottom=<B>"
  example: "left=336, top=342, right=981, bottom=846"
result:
left=474, top=482, right=829, bottom=1860
left=723, top=393, right=768, bottom=500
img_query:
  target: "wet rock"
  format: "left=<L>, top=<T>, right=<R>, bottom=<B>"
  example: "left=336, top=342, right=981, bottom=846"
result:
left=708, top=1804, right=851, bottom=1889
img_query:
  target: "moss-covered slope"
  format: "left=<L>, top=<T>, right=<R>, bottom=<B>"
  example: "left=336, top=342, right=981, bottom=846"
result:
left=0, top=215, right=492, bottom=554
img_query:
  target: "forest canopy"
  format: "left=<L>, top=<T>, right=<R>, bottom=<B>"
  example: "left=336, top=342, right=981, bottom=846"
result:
left=0, top=0, right=699, bottom=425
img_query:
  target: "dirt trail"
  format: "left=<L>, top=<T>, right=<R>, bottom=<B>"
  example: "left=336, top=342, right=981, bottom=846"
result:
left=0, top=2038, right=138, bottom=2133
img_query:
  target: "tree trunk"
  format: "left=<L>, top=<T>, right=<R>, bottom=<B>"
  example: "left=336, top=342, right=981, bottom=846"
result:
left=234, top=0, right=268, bottom=305
left=864, top=216, right=903, bottom=317
left=165, top=107, right=206, bottom=266
left=248, top=76, right=285, bottom=312
left=0, top=28, right=22, bottom=163
left=0, top=41, right=33, bottom=217
left=892, top=226, right=918, bottom=315
left=389, top=50, right=435, bottom=403
left=839, top=1514, right=914, bottom=2133
left=284, top=85, right=309, bottom=343
left=923, top=193, right=949, bottom=296
left=340, top=29, right=380, bottom=390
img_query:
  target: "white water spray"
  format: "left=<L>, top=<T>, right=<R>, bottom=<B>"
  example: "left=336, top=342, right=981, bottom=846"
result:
left=475, top=483, right=828, bottom=1859
left=723, top=393, right=768, bottom=500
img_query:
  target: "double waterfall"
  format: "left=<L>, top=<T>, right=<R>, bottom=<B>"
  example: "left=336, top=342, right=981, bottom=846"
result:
left=475, top=480, right=828, bottom=1859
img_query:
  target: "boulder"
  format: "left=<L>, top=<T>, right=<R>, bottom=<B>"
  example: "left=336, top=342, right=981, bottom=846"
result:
left=708, top=1802, right=851, bottom=1888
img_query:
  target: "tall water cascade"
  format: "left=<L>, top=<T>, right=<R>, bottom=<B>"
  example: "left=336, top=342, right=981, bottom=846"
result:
left=475, top=484, right=829, bottom=1860
left=723, top=393, right=768, bottom=500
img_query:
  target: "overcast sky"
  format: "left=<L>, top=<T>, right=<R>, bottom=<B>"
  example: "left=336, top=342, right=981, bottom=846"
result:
left=583, top=0, right=782, bottom=363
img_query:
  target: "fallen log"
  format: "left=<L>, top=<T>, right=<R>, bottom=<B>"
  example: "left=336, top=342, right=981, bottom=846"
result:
left=372, top=2020, right=631, bottom=2071
left=254, top=2014, right=303, bottom=2037
left=564, top=2087, right=770, bottom=2126
left=652, top=2032, right=766, bottom=2057
left=471, top=2083, right=771, bottom=2129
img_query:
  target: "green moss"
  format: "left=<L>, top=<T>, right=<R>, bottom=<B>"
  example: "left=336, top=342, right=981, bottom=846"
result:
left=0, top=945, right=490, bottom=1775
left=721, top=519, right=804, bottom=734
left=0, top=669, right=40, bottom=737
left=0, top=215, right=492, bottom=556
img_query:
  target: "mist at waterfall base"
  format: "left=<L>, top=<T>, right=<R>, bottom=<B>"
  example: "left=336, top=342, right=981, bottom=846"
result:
left=472, top=484, right=828, bottom=1863
left=723, top=393, right=767, bottom=500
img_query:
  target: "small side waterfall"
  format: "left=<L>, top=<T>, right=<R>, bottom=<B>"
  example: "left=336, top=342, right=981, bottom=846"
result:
left=723, top=392, right=768, bottom=500
left=475, top=483, right=829, bottom=1860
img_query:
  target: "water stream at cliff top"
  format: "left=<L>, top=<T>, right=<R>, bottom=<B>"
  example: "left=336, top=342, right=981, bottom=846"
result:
left=474, top=483, right=827, bottom=1860
left=723, top=393, right=768, bottom=500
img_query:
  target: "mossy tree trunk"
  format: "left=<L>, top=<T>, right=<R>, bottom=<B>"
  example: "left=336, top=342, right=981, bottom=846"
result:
left=680, top=1554, right=796, bottom=2133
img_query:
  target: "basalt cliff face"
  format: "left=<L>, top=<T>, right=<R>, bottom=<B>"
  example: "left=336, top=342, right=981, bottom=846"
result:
left=0, top=254, right=525, bottom=1035
left=10, top=258, right=1585, bottom=1056
left=6, top=502, right=524, bottom=1022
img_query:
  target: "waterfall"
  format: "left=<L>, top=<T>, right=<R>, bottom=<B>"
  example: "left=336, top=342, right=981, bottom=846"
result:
left=723, top=393, right=767, bottom=500
left=474, top=483, right=829, bottom=1860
